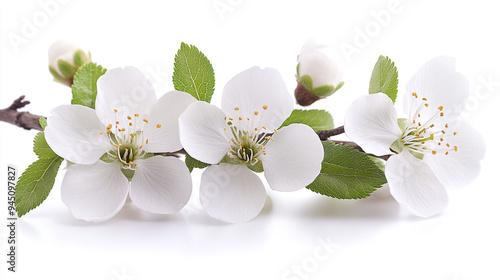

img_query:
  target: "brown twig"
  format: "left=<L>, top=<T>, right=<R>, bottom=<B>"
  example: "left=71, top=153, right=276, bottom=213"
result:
left=316, top=126, right=345, bottom=140
left=0, top=95, right=43, bottom=131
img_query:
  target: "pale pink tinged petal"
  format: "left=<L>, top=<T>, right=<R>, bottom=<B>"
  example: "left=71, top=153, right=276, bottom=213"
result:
left=130, top=156, right=192, bottom=214
left=221, top=67, right=294, bottom=131
left=424, top=120, right=485, bottom=189
left=386, top=152, right=449, bottom=218
left=200, top=164, right=266, bottom=223
left=45, top=105, right=107, bottom=164
left=405, top=56, right=469, bottom=120
left=179, top=102, right=229, bottom=164
left=142, top=90, right=197, bottom=153
left=262, top=124, right=323, bottom=192
left=95, top=66, right=157, bottom=129
left=344, top=93, right=401, bottom=156
left=61, top=161, right=129, bottom=222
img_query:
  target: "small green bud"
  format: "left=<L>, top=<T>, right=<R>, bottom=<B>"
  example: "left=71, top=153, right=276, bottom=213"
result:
left=48, top=39, right=91, bottom=87
left=295, top=39, right=344, bottom=106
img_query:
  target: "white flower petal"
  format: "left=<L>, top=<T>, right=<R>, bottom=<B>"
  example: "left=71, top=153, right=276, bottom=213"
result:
left=344, top=93, right=401, bottom=156
left=61, top=161, right=129, bottom=222
left=405, top=56, right=469, bottom=120
left=130, top=156, right=192, bottom=214
left=200, top=164, right=266, bottom=223
left=221, top=67, right=294, bottom=131
left=262, top=124, right=323, bottom=192
left=423, top=120, right=485, bottom=189
left=45, top=105, right=107, bottom=164
left=142, top=91, right=197, bottom=153
left=179, top=101, right=230, bottom=164
left=386, top=151, right=449, bottom=218
left=95, top=66, right=157, bottom=129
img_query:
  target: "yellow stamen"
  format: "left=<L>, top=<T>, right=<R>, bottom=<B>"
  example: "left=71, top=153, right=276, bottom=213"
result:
left=134, top=114, right=139, bottom=117
left=432, top=151, right=437, bottom=155
left=438, top=106, right=444, bottom=111
left=453, top=132, right=457, bottom=135
left=234, top=107, right=240, bottom=111
left=156, top=124, right=162, bottom=128
left=127, top=116, right=132, bottom=120
left=143, top=119, right=149, bottom=123
left=107, top=124, right=112, bottom=130
left=454, top=146, right=458, bottom=152
left=228, top=118, right=234, bottom=121
left=129, top=123, right=133, bottom=126
left=254, top=111, right=259, bottom=116
left=239, top=117, right=243, bottom=121
left=146, top=139, right=149, bottom=144
left=113, top=109, right=118, bottom=113
left=262, top=105, right=268, bottom=110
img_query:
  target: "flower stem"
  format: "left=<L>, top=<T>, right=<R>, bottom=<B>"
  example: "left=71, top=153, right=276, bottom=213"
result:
left=316, top=125, right=345, bottom=140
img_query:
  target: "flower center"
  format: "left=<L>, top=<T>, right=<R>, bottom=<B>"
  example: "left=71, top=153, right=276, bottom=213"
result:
left=224, top=104, right=274, bottom=165
left=397, top=92, right=459, bottom=158
left=100, top=109, right=162, bottom=169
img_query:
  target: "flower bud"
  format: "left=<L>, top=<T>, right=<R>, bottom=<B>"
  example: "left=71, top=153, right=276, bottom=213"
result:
left=48, top=39, right=91, bottom=87
left=295, top=39, right=344, bottom=106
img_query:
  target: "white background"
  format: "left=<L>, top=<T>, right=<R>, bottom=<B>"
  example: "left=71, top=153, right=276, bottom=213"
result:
left=1, top=0, right=499, bottom=279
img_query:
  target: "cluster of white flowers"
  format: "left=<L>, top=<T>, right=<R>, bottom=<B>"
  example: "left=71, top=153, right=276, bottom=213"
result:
left=44, top=40, right=484, bottom=223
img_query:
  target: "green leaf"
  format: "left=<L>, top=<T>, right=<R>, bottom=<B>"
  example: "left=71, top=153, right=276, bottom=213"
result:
left=310, top=84, right=335, bottom=97
left=15, top=157, right=63, bottom=217
left=57, top=59, right=77, bottom=77
left=281, top=109, right=334, bottom=131
left=298, top=74, right=314, bottom=91
left=173, top=42, right=215, bottom=102
left=185, top=153, right=210, bottom=172
left=33, top=132, right=58, bottom=159
left=369, top=55, right=398, bottom=103
left=73, top=49, right=90, bottom=67
left=39, top=117, right=47, bottom=130
left=306, top=142, right=387, bottom=199
left=49, top=65, right=65, bottom=83
left=71, top=62, right=107, bottom=108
